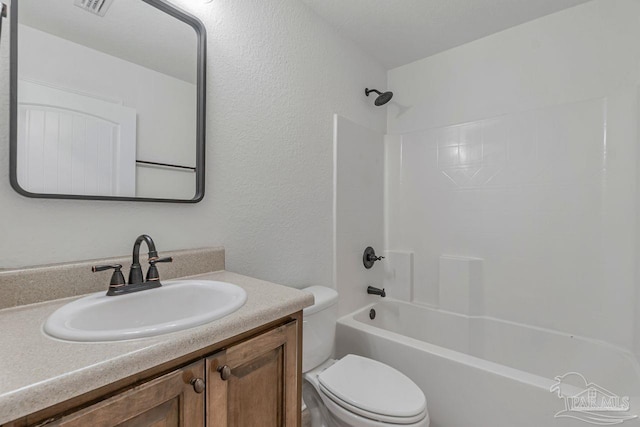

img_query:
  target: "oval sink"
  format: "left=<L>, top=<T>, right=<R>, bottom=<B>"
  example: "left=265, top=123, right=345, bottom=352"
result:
left=44, top=280, right=247, bottom=342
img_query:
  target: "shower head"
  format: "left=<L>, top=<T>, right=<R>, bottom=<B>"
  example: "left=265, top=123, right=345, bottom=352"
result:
left=365, top=88, right=393, bottom=106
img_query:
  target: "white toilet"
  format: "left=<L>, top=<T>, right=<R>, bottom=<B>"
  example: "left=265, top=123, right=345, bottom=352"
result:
left=302, top=286, right=430, bottom=427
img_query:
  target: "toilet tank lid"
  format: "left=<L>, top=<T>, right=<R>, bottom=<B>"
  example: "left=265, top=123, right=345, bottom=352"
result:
left=302, top=286, right=338, bottom=315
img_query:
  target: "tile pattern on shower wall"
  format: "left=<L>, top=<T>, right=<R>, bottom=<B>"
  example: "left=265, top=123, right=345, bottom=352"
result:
left=385, top=95, right=638, bottom=348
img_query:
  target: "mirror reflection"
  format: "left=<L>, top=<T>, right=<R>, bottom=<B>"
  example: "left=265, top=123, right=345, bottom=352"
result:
left=12, top=0, right=204, bottom=201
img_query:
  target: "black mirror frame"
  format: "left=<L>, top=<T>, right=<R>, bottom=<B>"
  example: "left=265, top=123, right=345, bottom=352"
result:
left=8, top=0, right=207, bottom=203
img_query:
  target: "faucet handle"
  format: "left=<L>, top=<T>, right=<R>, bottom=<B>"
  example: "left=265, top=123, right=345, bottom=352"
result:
left=146, top=256, right=173, bottom=282
left=92, top=264, right=126, bottom=294
left=363, top=247, right=385, bottom=269
left=92, top=264, right=122, bottom=273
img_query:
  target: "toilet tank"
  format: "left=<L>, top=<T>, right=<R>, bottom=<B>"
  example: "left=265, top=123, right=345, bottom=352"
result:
left=302, top=286, right=339, bottom=373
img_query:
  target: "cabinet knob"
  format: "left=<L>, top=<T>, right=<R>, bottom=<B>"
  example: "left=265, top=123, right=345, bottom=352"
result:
left=190, top=378, right=205, bottom=393
left=218, top=365, right=231, bottom=381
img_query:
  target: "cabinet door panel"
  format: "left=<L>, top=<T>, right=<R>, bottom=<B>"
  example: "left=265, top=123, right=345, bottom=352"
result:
left=115, top=399, right=178, bottom=427
left=207, top=320, right=299, bottom=427
left=49, top=361, right=205, bottom=427
left=229, top=348, right=283, bottom=426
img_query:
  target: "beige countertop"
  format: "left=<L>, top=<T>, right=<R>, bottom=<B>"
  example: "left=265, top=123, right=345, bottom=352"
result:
left=0, top=270, right=313, bottom=425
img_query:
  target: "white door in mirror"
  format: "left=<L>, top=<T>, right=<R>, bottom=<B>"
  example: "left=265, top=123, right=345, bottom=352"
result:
left=44, top=280, right=247, bottom=342
left=18, top=80, right=137, bottom=197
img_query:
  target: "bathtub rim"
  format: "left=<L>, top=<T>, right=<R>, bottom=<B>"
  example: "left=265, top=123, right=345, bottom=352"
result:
left=338, top=299, right=640, bottom=398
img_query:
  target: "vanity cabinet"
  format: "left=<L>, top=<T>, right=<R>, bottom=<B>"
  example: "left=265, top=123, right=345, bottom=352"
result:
left=207, top=321, right=299, bottom=426
left=47, top=362, right=205, bottom=427
left=11, top=317, right=301, bottom=427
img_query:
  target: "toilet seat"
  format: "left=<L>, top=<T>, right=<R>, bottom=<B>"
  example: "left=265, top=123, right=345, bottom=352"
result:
left=317, top=354, right=427, bottom=425
left=319, top=383, right=428, bottom=425
left=318, top=387, right=430, bottom=427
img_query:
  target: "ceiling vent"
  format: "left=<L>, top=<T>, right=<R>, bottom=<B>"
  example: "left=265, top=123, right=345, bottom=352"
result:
left=74, top=0, right=115, bottom=17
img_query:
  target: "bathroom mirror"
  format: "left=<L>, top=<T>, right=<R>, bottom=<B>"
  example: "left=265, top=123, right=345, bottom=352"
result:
left=8, top=0, right=206, bottom=202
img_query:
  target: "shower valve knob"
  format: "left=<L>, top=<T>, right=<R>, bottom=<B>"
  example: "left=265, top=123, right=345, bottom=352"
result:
left=363, top=247, right=384, bottom=269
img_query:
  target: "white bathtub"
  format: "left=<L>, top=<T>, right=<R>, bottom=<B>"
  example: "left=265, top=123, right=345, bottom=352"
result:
left=336, top=300, right=640, bottom=427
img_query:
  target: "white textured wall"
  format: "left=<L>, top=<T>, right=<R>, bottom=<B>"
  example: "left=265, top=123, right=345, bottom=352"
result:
left=385, top=0, right=640, bottom=349
left=0, top=0, right=386, bottom=293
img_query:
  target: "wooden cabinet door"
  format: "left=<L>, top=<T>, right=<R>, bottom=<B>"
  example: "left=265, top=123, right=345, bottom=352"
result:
left=206, top=320, right=300, bottom=427
left=48, top=361, right=205, bottom=427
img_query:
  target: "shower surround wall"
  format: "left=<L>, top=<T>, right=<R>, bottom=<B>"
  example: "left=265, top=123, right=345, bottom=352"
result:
left=385, top=0, right=640, bottom=351
left=334, top=115, right=384, bottom=315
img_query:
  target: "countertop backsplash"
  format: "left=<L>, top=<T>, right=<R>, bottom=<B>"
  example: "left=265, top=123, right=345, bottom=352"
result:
left=0, top=247, right=225, bottom=309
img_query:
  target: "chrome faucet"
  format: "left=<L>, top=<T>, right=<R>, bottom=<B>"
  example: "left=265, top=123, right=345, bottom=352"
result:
left=92, top=234, right=173, bottom=296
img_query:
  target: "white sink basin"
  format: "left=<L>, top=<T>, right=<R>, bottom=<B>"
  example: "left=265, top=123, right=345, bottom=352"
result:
left=44, top=280, right=247, bottom=342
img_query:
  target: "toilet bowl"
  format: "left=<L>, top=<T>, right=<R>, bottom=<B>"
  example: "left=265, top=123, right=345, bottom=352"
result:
left=302, top=286, right=429, bottom=427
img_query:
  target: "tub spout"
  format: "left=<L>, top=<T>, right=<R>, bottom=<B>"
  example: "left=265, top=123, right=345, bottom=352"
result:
left=367, top=286, right=386, bottom=298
